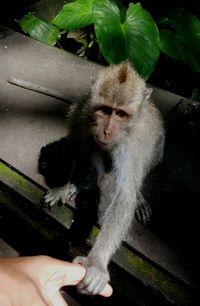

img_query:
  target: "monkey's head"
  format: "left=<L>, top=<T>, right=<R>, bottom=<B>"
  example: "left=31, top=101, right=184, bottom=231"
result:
left=89, top=62, right=153, bottom=148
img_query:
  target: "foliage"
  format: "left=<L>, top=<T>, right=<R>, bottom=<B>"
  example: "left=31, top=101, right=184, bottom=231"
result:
left=191, top=88, right=200, bottom=102
left=158, top=9, right=200, bottom=72
left=53, top=0, right=94, bottom=30
left=18, top=13, right=60, bottom=46
left=18, top=0, right=200, bottom=82
left=18, top=0, right=159, bottom=80
left=93, top=2, right=159, bottom=79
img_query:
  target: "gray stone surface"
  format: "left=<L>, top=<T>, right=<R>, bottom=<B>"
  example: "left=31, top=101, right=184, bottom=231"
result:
left=0, top=239, right=19, bottom=257
left=0, top=31, right=195, bottom=289
left=0, top=32, right=100, bottom=186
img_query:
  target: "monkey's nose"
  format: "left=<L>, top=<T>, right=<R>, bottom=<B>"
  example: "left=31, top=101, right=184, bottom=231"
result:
left=104, top=129, right=111, bottom=136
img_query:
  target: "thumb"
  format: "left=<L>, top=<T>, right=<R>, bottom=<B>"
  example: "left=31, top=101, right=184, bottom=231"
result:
left=45, top=262, right=86, bottom=288
left=61, top=263, right=86, bottom=286
left=43, top=263, right=85, bottom=303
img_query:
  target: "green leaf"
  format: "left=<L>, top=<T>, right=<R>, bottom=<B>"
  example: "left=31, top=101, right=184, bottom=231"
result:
left=156, top=17, right=171, bottom=29
left=159, top=10, right=200, bottom=72
left=115, top=0, right=127, bottom=23
left=191, top=88, right=200, bottom=102
left=93, top=1, right=160, bottom=80
left=19, top=14, right=60, bottom=46
left=53, top=0, right=95, bottom=30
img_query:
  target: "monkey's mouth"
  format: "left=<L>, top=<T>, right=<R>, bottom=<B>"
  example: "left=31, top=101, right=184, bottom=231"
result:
left=99, top=140, right=108, bottom=145
left=96, top=139, right=113, bottom=147
left=93, top=134, right=113, bottom=147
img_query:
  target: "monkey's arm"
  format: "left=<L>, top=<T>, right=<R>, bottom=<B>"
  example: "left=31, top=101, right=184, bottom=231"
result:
left=73, top=181, right=136, bottom=295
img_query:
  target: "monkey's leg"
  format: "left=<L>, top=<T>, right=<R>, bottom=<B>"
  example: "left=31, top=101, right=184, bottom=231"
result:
left=44, top=183, right=77, bottom=207
left=135, top=192, right=152, bottom=225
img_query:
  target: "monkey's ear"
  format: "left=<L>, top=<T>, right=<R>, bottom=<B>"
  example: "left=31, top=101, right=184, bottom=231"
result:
left=144, top=87, right=153, bottom=100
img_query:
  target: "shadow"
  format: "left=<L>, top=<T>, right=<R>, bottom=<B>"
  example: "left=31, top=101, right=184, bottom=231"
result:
left=0, top=1, right=38, bottom=31
left=38, top=136, right=100, bottom=245
left=143, top=99, right=200, bottom=285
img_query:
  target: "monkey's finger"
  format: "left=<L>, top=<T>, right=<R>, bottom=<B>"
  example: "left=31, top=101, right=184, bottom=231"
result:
left=68, top=190, right=76, bottom=203
left=69, top=185, right=77, bottom=195
left=61, top=194, right=67, bottom=204
left=44, top=194, right=59, bottom=206
left=66, top=185, right=77, bottom=203
left=46, top=199, right=58, bottom=207
left=44, top=193, right=56, bottom=202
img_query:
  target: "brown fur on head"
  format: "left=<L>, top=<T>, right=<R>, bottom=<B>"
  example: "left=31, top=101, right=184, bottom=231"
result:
left=118, top=62, right=128, bottom=84
left=91, top=61, right=151, bottom=111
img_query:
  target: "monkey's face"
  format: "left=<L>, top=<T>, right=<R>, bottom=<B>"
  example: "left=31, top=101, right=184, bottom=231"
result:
left=92, top=104, right=131, bottom=148
left=89, top=61, right=151, bottom=148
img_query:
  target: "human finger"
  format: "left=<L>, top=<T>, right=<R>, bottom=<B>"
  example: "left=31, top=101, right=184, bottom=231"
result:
left=99, top=283, right=113, bottom=297
left=46, top=291, right=68, bottom=306
left=45, top=262, right=86, bottom=288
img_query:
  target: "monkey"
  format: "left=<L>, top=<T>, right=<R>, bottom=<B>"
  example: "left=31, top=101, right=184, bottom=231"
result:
left=41, top=61, right=165, bottom=296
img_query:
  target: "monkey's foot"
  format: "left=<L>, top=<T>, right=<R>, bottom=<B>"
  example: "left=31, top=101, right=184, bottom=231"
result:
left=135, top=199, right=152, bottom=225
left=44, top=183, right=77, bottom=207
left=73, top=256, right=109, bottom=295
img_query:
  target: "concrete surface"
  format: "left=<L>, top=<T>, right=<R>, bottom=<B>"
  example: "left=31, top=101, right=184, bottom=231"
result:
left=0, top=30, right=197, bottom=290
left=0, top=238, right=19, bottom=257
left=0, top=31, right=101, bottom=186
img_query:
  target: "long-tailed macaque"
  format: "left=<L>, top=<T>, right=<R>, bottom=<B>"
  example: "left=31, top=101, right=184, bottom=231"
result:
left=41, top=62, right=165, bottom=295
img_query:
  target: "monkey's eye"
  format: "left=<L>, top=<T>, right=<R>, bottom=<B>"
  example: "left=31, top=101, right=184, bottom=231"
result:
left=115, top=110, right=128, bottom=118
left=97, top=105, right=112, bottom=115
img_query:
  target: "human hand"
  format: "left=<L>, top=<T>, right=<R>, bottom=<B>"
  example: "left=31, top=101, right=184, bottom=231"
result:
left=0, top=255, right=113, bottom=306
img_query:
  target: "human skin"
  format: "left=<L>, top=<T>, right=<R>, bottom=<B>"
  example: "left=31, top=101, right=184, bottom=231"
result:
left=0, top=255, right=113, bottom=306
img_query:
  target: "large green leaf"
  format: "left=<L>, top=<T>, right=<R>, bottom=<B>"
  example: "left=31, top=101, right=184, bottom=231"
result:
left=159, top=10, right=200, bottom=72
left=53, top=0, right=95, bottom=30
left=19, top=14, right=60, bottom=46
left=93, top=1, right=160, bottom=79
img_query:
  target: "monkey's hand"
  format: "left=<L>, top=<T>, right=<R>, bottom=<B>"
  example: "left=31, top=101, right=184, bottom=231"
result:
left=44, top=183, right=77, bottom=207
left=135, top=193, right=152, bottom=225
left=73, top=256, right=110, bottom=295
